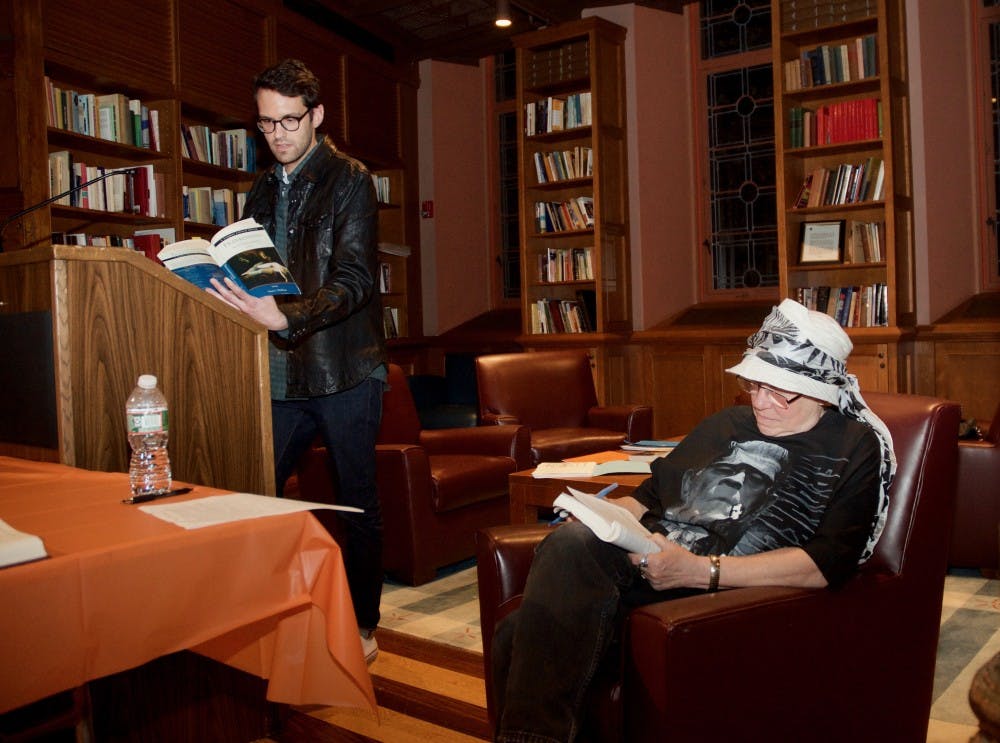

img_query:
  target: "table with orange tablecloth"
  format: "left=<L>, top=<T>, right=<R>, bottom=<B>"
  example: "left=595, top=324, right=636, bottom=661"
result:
left=0, top=455, right=375, bottom=717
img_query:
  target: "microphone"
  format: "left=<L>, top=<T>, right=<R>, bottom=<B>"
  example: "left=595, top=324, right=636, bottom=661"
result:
left=0, top=166, right=139, bottom=253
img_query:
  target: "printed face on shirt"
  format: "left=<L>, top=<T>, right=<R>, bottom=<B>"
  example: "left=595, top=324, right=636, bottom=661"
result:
left=669, top=439, right=788, bottom=526
left=255, top=88, right=325, bottom=174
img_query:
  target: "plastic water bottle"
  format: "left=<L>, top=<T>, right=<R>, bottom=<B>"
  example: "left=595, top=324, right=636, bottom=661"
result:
left=126, top=374, right=172, bottom=497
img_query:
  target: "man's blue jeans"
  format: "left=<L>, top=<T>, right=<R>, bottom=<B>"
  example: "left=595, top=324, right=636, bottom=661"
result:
left=271, top=376, right=384, bottom=630
left=492, top=523, right=696, bottom=742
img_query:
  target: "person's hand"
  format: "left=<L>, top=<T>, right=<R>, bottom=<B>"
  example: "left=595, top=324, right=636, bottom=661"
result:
left=208, top=277, right=289, bottom=331
left=630, top=534, right=700, bottom=591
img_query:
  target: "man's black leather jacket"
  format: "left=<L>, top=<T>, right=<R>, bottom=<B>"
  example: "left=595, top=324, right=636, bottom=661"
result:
left=242, top=136, right=387, bottom=397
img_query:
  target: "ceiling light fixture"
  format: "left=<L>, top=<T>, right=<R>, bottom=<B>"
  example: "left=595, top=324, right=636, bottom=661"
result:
left=495, top=0, right=512, bottom=28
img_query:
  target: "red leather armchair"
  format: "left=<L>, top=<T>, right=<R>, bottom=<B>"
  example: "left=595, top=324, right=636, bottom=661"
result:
left=476, top=393, right=960, bottom=742
left=475, top=350, right=653, bottom=465
left=950, top=401, right=1000, bottom=571
left=297, top=364, right=531, bottom=586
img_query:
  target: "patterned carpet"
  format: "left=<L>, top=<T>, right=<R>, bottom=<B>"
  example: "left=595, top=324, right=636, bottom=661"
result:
left=379, top=563, right=1000, bottom=740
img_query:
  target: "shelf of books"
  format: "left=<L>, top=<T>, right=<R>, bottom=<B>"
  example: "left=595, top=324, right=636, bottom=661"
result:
left=6, top=0, right=419, bottom=316
left=773, top=0, right=913, bottom=339
left=42, top=74, right=178, bottom=257
left=514, top=17, right=631, bottom=341
left=375, top=168, right=411, bottom=340
left=178, top=112, right=257, bottom=238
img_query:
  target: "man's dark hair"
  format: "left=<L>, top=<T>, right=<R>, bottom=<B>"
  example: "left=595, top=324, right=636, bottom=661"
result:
left=253, top=59, right=320, bottom=109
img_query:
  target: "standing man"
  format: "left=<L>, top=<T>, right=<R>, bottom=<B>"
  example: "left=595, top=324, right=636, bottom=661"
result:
left=209, top=58, right=387, bottom=664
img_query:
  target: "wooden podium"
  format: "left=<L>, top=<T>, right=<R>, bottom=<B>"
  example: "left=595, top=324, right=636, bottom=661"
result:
left=0, top=245, right=275, bottom=495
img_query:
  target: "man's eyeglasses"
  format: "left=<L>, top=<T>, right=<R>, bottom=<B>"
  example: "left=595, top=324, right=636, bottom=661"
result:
left=256, top=109, right=313, bottom=134
left=737, top=377, right=803, bottom=410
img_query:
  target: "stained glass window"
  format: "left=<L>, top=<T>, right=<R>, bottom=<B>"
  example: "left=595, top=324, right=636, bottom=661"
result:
left=705, top=63, right=777, bottom=290
left=494, top=50, right=520, bottom=299
left=700, top=0, right=772, bottom=59
left=987, top=19, right=1000, bottom=282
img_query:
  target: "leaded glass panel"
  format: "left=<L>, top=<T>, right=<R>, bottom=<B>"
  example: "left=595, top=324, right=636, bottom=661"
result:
left=989, top=20, right=1000, bottom=280
left=706, top=63, right=778, bottom=290
left=700, top=0, right=772, bottom=60
left=497, top=109, right=520, bottom=299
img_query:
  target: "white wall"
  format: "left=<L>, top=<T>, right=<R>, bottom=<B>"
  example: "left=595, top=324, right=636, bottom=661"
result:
left=907, top=0, right=980, bottom=324
left=584, top=4, right=698, bottom=329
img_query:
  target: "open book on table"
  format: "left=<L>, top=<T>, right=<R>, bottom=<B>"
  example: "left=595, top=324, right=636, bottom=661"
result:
left=157, top=217, right=300, bottom=297
left=0, top=518, right=47, bottom=568
left=553, top=486, right=660, bottom=555
left=533, top=459, right=651, bottom=478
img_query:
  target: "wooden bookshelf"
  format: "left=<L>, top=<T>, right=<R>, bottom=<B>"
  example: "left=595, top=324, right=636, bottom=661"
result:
left=512, top=17, right=633, bottom=404
left=772, top=0, right=914, bottom=392
left=514, top=17, right=631, bottom=341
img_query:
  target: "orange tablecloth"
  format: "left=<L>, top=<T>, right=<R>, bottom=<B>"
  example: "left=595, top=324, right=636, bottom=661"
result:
left=0, top=455, right=376, bottom=715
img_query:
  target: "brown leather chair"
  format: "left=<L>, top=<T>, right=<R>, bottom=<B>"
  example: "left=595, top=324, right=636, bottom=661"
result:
left=296, top=364, right=531, bottom=585
left=475, top=350, right=653, bottom=465
left=476, top=393, right=960, bottom=742
left=950, top=401, right=1000, bottom=571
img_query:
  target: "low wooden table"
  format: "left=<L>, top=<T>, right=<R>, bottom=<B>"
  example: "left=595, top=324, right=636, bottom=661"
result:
left=508, top=469, right=649, bottom=524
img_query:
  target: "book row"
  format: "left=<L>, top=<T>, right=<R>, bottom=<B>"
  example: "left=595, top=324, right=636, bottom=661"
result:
left=788, top=98, right=882, bottom=148
left=372, top=174, right=392, bottom=204
left=537, top=246, right=594, bottom=284
left=51, top=231, right=145, bottom=249
left=843, top=220, right=885, bottom=263
left=524, top=39, right=589, bottom=88
left=378, top=261, right=395, bottom=293
left=48, top=152, right=164, bottom=218
left=792, top=157, right=885, bottom=208
left=533, top=147, right=593, bottom=184
left=780, top=0, right=876, bottom=32
left=382, top=306, right=401, bottom=339
left=180, top=124, right=256, bottom=173
left=783, top=34, right=878, bottom=91
left=794, top=283, right=888, bottom=328
left=530, top=294, right=596, bottom=335
left=182, top=186, right=248, bottom=227
left=534, top=197, right=595, bottom=234
left=525, top=93, right=592, bottom=136
left=50, top=229, right=165, bottom=264
left=45, top=77, right=161, bottom=151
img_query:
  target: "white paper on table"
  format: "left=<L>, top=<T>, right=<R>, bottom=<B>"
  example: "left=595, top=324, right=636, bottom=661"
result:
left=140, top=493, right=362, bottom=530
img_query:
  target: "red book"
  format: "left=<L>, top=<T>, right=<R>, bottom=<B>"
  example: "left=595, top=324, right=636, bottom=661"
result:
left=133, top=233, right=162, bottom=264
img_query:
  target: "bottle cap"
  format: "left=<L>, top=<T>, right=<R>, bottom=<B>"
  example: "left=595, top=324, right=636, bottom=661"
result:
left=137, top=374, right=157, bottom=389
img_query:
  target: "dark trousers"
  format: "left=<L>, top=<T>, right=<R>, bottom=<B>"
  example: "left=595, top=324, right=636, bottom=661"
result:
left=492, top=523, right=693, bottom=743
left=271, top=376, right=384, bottom=630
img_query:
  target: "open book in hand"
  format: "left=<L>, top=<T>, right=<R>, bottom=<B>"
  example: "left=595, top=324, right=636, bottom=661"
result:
left=157, top=217, right=301, bottom=297
left=552, top=486, right=660, bottom=555
left=0, top=518, right=47, bottom=568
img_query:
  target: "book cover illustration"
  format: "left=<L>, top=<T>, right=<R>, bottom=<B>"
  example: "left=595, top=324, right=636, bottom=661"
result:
left=158, top=217, right=300, bottom=297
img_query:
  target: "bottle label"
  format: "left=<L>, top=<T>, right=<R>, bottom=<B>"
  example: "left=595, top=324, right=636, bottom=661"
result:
left=129, top=410, right=168, bottom=433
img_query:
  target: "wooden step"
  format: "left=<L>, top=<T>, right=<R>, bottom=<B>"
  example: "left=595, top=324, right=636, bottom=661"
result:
left=275, top=629, right=490, bottom=742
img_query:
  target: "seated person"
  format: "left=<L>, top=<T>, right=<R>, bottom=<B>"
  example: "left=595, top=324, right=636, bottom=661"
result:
left=491, top=298, right=896, bottom=743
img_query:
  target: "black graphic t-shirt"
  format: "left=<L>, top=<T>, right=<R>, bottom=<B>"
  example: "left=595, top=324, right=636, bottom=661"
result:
left=630, top=406, right=881, bottom=587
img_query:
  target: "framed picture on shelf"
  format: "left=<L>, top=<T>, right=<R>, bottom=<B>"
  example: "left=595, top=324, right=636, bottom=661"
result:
left=799, top=220, right=844, bottom=264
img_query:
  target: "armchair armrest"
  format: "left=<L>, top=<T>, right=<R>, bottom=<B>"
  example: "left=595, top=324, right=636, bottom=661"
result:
left=420, top=425, right=532, bottom=470
left=481, top=412, right=521, bottom=426
left=622, top=572, right=932, bottom=742
left=586, top=405, right=653, bottom=443
left=476, top=524, right=551, bottom=641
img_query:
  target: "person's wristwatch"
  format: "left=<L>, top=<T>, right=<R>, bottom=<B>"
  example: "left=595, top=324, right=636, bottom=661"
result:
left=708, top=555, right=721, bottom=592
